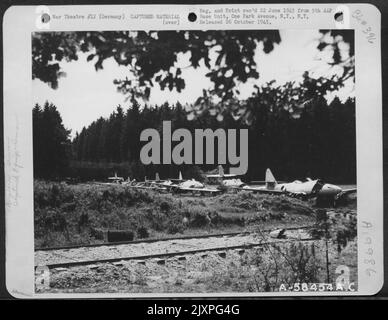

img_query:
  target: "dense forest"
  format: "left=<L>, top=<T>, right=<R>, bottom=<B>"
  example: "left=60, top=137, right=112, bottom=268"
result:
left=33, top=91, right=356, bottom=183
left=32, top=30, right=355, bottom=183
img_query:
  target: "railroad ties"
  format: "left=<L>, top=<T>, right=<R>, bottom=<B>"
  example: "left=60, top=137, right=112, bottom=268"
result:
left=35, top=226, right=316, bottom=271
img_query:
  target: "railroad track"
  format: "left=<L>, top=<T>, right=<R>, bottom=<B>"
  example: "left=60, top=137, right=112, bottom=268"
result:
left=35, top=226, right=315, bottom=269
left=40, top=238, right=316, bottom=270
left=36, top=225, right=314, bottom=251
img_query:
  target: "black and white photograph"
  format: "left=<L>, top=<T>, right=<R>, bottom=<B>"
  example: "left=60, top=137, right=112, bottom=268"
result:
left=30, top=28, right=360, bottom=294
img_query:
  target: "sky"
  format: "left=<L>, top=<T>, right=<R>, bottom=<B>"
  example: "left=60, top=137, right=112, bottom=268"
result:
left=32, top=29, right=354, bottom=137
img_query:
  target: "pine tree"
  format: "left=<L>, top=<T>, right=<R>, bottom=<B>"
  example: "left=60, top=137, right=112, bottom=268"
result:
left=33, top=102, right=71, bottom=178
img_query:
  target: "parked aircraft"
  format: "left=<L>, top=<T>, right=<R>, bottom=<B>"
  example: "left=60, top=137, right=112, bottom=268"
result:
left=106, top=173, right=124, bottom=184
left=127, top=181, right=169, bottom=192
left=206, top=165, right=239, bottom=179
left=241, top=168, right=356, bottom=202
left=145, top=172, right=164, bottom=183
left=206, top=165, right=245, bottom=188
left=151, top=171, right=222, bottom=195
left=222, top=178, right=245, bottom=188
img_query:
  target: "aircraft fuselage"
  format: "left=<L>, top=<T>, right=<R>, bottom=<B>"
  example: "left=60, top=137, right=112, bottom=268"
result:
left=258, top=179, right=343, bottom=197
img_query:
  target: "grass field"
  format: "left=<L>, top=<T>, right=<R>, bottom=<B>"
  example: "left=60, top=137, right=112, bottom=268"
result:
left=34, top=180, right=321, bottom=248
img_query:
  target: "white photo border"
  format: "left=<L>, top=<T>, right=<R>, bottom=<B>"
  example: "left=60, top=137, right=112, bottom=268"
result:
left=3, top=3, right=383, bottom=297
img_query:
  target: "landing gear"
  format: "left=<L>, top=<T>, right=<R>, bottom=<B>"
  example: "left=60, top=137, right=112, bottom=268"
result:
left=288, top=192, right=308, bottom=200
left=315, top=196, right=336, bottom=207
left=333, top=193, right=349, bottom=207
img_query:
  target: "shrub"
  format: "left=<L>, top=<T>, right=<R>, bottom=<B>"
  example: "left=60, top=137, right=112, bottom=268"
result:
left=239, top=242, right=323, bottom=291
left=34, top=181, right=75, bottom=209
left=137, top=226, right=150, bottom=239
left=309, top=209, right=357, bottom=253
left=43, top=209, right=68, bottom=233
left=78, top=212, right=89, bottom=231
left=62, top=202, right=77, bottom=212
left=160, top=201, right=171, bottom=212
left=189, top=209, right=211, bottom=228
left=90, top=227, right=105, bottom=240
left=217, top=192, right=259, bottom=211
left=167, top=223, right=184, bottom=234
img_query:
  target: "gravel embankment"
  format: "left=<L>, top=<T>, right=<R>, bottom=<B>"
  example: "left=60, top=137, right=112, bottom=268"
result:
left=35, top=229, right=311, bottom=266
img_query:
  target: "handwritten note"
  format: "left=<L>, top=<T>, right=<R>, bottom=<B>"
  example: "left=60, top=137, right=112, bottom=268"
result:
left=352, top=9, right=376, bottom=44
left=5, top=117, right=23, bottom=209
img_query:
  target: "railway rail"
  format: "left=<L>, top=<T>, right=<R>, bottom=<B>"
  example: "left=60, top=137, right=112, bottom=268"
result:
left=35, top=226, right=315, bottom=269
left=40, top=238, right=316, bottom=270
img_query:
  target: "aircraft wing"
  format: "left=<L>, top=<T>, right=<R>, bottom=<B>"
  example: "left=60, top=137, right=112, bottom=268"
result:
left=335, top=188, right=357, bottom=200
left=206, top=174, right=238, bottom=178
left=170, top=179, right=185, bottom=183
left=239, top=186, right=284, bottom=194
left=342, top=188, right=357, bottom=194
left=96, top=182, right=120, bottom=186
left=239, top=186, right=310, bottom=199
left=126, top=182, right=168, bottom=191
left=152, top=181, right=173, bottom=186
left=133, top=186, right=168, bottom=191
left=206, top=174, right=222, bottom=178
left=177, top=187, right=222, bottom=194
left=250, top=180, right=287, bottom=184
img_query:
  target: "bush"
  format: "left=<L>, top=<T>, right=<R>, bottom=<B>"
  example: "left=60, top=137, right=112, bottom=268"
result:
left=34, top=181, right=75, bottom=209
left=62, top=202, right=77, bottom=212
left=78, top=212, right=89, bottom=230
left=263, top=196, right=313, bottom=216
left=189, top=209, right=211, bottom=228
left=217, top=192, right=259, bottom=211
left=160, top=201, right=171, bottom=212
left=239, top=242, right=323, bottom=291
left=137, top=226, right=150, bottom=239
left=90, top=227, right=105, bottom=240
left=167, top=223, right=184, bottom=234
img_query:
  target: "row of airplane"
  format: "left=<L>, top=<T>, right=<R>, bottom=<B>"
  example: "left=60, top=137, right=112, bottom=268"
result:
left=105, top=171, right=221, bottom=195
left=143, top=172, right=222, bottom=195
left=105, top=165, right=356, bottom=202
left=208, top=166, right=356, bottom=201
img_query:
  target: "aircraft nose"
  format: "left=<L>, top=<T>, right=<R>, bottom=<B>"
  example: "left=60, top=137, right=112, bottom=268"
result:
left=320, top=184, right=342, bottom=195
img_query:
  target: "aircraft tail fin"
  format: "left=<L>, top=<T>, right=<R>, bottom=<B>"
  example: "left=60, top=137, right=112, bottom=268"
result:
left=218, top=165, right=224, bottom=178
left=265, top=168, right=277, bottom=189
left=179, top=171, right=183, bottom=180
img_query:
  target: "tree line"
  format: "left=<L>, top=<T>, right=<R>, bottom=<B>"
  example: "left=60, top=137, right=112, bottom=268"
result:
left=33, top=94, right=356, bottom=183
left=32, top=30, right=355, bottom=182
